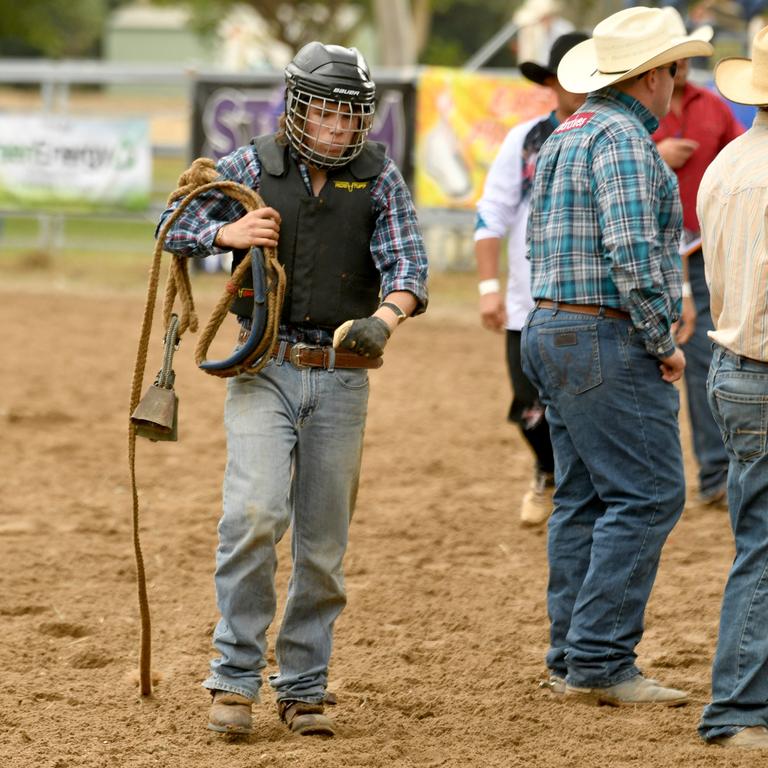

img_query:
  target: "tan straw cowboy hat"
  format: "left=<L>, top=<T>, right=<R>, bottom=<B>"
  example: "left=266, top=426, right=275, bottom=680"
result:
left=556, top=7, right=713, bottom=94
left=715, top=25, right=768, bottom=105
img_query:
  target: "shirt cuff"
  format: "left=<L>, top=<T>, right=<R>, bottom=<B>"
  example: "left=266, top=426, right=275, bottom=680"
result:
left=199, top=220, right=229, bottom=254
left=646, top=332, right=675, bottom=359
left=383, top=280, right=429, bottom=316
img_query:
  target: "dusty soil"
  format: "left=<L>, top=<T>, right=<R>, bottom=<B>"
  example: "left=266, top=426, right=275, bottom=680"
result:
left=0, top=276, right=750, bottom=767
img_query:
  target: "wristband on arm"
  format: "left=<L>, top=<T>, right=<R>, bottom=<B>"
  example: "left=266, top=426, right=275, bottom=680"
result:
left=379, top=301, right=407, bottom=325
left=478, top=278, right=500, bottom=296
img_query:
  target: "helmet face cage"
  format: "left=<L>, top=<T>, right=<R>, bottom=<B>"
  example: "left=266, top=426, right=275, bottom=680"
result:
left=284, top=87, right=375, bottom=169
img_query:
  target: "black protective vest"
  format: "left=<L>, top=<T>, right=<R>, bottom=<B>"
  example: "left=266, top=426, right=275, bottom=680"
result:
left=229, top=134, right=386, bottom=328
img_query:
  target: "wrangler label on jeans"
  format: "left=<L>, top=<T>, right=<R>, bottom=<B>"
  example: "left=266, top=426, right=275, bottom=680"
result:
left=554, top=332, right=578, bottom=347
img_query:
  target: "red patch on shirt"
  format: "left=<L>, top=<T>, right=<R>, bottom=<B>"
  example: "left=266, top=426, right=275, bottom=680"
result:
left=553, top=112, right=596, bottom=134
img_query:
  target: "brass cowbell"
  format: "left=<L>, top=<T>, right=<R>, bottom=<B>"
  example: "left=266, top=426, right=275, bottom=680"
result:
left=131, top=315, right=180, bottom=442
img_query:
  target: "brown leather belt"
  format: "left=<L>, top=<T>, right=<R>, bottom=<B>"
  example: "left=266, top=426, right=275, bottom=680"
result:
left=536, top=299, right=630, bottom=321
left=272, top=342, right=383, bottom=370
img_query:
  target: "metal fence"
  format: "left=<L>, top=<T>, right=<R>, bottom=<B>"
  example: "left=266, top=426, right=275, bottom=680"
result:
left=0, top=59, right=474, bottom=269
left=0, top=60, right=192, bottom=254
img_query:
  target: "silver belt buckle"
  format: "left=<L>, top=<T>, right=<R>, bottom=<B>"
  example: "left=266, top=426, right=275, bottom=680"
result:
left=289, top=342, right=311, bottom=368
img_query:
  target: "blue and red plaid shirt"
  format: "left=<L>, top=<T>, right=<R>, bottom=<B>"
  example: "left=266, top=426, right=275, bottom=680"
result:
left=158, top=141, right=428, bottom=344
left=528, top=88, right=683, bottom=358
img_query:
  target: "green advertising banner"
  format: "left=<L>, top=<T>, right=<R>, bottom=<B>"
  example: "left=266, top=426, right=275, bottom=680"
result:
left=0, top=114, right=151, bottom=212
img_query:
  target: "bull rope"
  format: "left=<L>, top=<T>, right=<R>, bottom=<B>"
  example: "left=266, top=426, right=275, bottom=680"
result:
left=127, top=158, right=286, bottom=695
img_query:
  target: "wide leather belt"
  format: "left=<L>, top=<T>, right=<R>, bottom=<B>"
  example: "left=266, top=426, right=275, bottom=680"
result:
left=536, top=299, right=630, bottom=321
left=273, top=342, right=383, bottom=370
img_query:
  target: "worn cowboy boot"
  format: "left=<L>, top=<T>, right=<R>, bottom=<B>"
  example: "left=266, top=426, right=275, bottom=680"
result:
left=278, top=699, right=335, bottom=736
left=207, top=690, right=254, bottom=734
left=712, top=726, right=768, bottom=749
left=565, top=675, right=688, bottom=707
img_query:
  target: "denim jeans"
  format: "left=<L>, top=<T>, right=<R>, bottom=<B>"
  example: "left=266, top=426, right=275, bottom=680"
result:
left=522, top=307, right=685, bottom=687
left=699, top=346, right=768, bottom=741
left=681, top=252, right=728, bottom=496
left=202, top=354, right=369, bottom=703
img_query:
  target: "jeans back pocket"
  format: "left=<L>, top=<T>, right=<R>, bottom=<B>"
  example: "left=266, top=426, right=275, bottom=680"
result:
left=712, top=379, right=768, bottom=462
left=537, top=323, right=603, bottom=395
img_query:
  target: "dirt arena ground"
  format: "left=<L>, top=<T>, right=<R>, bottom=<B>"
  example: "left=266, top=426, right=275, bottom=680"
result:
left=0, top=269, right=754, bottom=767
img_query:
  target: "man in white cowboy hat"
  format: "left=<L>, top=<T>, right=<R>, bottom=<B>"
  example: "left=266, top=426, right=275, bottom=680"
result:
left=697, top=25, right=768, bottom=751
left=652, top=10, right=744, bottom=511
left=521, top=6, right=712, bottom=706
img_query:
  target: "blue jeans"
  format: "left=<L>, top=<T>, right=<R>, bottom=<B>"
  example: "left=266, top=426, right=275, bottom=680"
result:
left=699, top=346, right=768, bottom=741
left=202, top=354, right=369, bottom=703
left=681, top=252, right=728, bottom=496
left=522, top=307, right=685, bottom=687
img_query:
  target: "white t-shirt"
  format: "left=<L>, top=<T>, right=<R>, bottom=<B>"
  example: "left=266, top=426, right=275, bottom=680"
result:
left=475, top=112, right=556, bottom=330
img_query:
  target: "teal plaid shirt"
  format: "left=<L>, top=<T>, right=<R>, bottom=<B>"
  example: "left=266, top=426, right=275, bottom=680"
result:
left=528, top=88, right=683, bottom=358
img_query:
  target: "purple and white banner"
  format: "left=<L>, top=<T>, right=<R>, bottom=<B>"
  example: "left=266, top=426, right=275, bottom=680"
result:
left=190, top=74, right=415, bottom=187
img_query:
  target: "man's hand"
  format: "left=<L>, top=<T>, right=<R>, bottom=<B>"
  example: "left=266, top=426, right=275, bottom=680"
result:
left=672, top=295, right=696, bottom=345
left=659, top=347, right=686, bottom=383
left=333, top=316, right=391, bottom=358
left=656, top=138, right=699, bottom=169
left=479, top=292, right=506, bottom=332
left=215, top=207, right=281, bottom=250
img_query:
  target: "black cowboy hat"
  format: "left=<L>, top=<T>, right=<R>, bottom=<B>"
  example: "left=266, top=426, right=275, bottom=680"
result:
left=519, top=31, right=590, bottom=86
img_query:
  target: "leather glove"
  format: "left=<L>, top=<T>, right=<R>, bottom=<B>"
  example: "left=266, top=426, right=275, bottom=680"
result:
left=333, top=316, right=390, bottom=358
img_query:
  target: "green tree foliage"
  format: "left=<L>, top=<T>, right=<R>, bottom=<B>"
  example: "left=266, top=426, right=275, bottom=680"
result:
left=420, top=0, right=517, bottom=66
left=419, top=0, right=604, bottom=67
left=0, top=0, right=128, bottom=58
left=0, top=0, right=604, bottom=65
left=159, top=0, right=517, bottom=64
left=152, top=0, right=372, bottom=49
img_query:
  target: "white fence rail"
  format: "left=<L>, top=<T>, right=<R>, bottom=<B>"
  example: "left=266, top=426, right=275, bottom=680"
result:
left=0, top=59, right=475, bottom=269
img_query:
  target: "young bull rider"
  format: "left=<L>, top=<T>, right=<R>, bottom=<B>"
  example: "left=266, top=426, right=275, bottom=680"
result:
left=157, top=42, right=428, bottom=737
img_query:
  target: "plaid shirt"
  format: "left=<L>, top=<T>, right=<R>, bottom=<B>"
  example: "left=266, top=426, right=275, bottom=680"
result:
left=158, top=141, right=428, bottom=344
left=528, top=88, right=683, bottom=358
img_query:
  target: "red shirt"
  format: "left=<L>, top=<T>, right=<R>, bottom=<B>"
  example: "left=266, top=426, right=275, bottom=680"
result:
left=652, top=82, right=744, bottom=233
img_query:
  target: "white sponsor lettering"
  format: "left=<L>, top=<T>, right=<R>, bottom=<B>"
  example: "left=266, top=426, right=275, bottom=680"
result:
left=554, top=112, right=595, bottom=133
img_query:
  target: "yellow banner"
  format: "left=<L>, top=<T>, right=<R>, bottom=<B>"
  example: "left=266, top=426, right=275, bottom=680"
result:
left=416, top=67, right=556, bottom=209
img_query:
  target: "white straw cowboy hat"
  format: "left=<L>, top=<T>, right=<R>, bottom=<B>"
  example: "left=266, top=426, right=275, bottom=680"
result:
left=556, top=7, right=713, bottom=94
left=514, top=0, right=562, bottom=28
left=715, top=25, right=768, bottom=105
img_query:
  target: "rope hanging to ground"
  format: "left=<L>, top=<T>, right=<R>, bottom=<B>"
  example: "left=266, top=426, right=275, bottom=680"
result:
left=127, top=158, right=286, bottom=695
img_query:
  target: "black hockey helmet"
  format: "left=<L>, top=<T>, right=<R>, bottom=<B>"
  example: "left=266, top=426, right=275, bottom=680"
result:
left=284, top=42, right=376, bottom=168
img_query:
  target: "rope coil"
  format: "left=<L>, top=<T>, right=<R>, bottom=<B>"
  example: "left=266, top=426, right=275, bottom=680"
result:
left=127, top=160, right=285, bottom=695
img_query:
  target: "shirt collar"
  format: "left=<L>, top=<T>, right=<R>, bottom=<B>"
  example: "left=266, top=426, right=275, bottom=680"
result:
left=548, top=109, right=560, bottom=128
left=681, top=81, right=702, bottom=107
left=593, top=87, right=659, bottom=134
